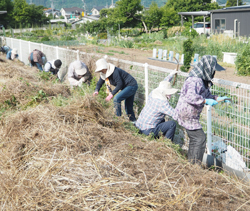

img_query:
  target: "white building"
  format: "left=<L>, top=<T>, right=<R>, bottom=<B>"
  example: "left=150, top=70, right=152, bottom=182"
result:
left=60, top=7, right=84, bottom=19
left=44, top=9, right=61, bottom=18
left=71, top=15, right=100, bottom=29
left=91, top=6, right=106, bottom=16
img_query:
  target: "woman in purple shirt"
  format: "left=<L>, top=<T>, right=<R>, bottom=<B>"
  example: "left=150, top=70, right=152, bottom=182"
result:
left=175, top=55, right=227, bottom=164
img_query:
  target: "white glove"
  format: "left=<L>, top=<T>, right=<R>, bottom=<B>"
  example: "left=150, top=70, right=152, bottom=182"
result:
left=169, top=70, right=178, bottom=76
left=80, top=77, right=86, bottom=83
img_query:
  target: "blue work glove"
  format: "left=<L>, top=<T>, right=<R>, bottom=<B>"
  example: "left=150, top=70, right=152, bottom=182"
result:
left=205, top=99, right=218, bottom=106
left=217, top=96, right=230, bottom=103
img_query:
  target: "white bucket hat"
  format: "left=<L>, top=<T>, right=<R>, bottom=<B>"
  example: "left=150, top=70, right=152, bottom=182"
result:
left=11, top=48, right=18, bottom=60
left=95, top=58, right=115, bottom=79
left=74, top=60, right=87, bottom=75
left=12, top=48, right=18, bottom=55
left=95, top=58, right=108, bottom=72
left=152, top=81, right=178, bottom=100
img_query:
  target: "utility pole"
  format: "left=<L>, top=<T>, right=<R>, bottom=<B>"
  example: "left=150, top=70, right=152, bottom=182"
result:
left=82, top=0, right=86, bottom=16
left=51, top=0, right=59, bottom=18
left=30, top=0, right=33, bottom=4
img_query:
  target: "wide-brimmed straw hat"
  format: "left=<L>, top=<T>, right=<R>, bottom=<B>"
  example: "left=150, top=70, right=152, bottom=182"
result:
left=12, top=48, right=18, bottom=55
left=74, top=60, right=87, bottom=75
left=95, top=58, right=108, bottom=72
left=95, top=58, right=115, bottom=79
left=152, top=81, right=178, bottom=100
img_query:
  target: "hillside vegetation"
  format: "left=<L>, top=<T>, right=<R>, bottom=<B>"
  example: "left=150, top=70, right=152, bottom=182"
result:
left=0, top=53, right=250, bottom=210
left=28, top=0, right=166, bottom=11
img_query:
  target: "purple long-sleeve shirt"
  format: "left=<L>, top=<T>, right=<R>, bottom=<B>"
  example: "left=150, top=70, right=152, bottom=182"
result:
left=174, top=77, right=216, bottom=130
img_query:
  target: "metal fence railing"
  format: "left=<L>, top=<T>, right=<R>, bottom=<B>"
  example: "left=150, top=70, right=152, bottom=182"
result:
left=2, top=36, right=250, bottom=171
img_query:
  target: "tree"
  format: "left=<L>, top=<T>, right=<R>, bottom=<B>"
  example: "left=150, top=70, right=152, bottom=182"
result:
left=161, top=0, right=220, bottom=27
left=141, top=2, right=162, bottom=33
left=160, top=6, right=179, bottom=27
left=0, top=0, right=14, bottom=28
left=12, top=0, right=49, bottom=27
left=113, top=0, right=143, bottom=27
left=226, top=0, right=243, bottom=7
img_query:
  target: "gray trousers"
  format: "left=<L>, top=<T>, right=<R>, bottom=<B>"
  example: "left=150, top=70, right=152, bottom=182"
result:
left=186, top=128, right=206, bottom=165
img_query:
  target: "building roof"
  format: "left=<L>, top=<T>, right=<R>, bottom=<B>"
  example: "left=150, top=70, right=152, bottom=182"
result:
left=44, top=9, right=60, bottom=13
left=72, top=15, right=100, bottom=24
left=62, top=7, right=84, bottom=12
left=91, top=6, right=106, bottom=11
left=210, top=5, right=250, bottom=12
left=178, top=11, right=210, bottom=16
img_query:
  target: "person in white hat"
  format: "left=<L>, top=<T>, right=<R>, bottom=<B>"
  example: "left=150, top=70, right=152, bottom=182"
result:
left=93, top=58, right=138, bottom=122
left=0, top=45, right=10, bottom=54
left=135, top=70, right=179, bottom=141
left=6, top=48, right=18, bottom=60
left=68, top=60, right=91, bottom=87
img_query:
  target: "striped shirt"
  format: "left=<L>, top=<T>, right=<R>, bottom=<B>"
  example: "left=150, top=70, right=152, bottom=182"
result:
left=136, top=92, right=176, bottom=130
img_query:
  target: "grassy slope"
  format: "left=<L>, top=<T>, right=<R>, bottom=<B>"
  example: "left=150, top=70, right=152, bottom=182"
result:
left=0, top=55, right=250, bottom=210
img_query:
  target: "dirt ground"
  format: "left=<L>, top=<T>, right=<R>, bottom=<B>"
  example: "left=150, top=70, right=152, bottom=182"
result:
left=72, top=44, right=250, bottom=84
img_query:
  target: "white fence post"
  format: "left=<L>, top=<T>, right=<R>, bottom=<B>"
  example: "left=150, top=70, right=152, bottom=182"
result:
left=56, top=46, right=59, bottom=59
left=144, top=63, right=149, bottom=103
left=207, top=105, right=212, bottom=155
left=19, top=39, right=22, bottom=61
left=77, top=50, right=80, bottom=60
left=41, top=43, right=44, bottom=52
left=181, top=54, right=184, bottom=64
left=28, top=41, right=31, bottom=53
left=152, top=48, right=157, bottom=58
left=158, top=49, right=162, bottom=60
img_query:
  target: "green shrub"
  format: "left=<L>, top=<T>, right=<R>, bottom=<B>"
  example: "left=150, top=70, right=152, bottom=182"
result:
left=41, top=36, right=50, bottom=42
left=120, top=29, right=131, bottom=36
left=162, top=28, right=168, bottom=39
left=180, top=38, right=194, bottom=72
left=118, top=40, right=134, bottom=48
left=60, top=35, right=75, bottom=41
left=235, top=43, right=250, bottom=76
left=131, top=29, right=140, bottom=36
left=98, top=32, right=107, bottom=39
left=181, top=28, right=199, bottom=38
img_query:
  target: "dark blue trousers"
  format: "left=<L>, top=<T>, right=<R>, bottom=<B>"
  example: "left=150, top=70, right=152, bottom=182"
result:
left=113, top=85, right=138, bottom=121
left=141, top=120, right=176, bottom=141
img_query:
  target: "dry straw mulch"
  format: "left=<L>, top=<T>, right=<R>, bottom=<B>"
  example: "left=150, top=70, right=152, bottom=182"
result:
left=1, top=98, right=250, bottom=210
left=0, top=56, right=71, bottom=109
left=0, top=55, right=250, bottom=210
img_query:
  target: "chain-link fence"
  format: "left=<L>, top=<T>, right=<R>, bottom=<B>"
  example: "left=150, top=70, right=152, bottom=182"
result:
left=2, top=36, right=250, bottom=170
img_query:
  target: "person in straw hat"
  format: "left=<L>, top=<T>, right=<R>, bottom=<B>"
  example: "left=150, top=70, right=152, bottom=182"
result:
left=93, top=58, right=138, bottom=122
left=135, top=70, right=179, bottom=141
left=0, top=45, right=10, bottom=55
left=174, top=55, right=227, bottom=165
left=68, top=60, right=91, bottom=87
left=6, top=48, right=18, bottom=60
